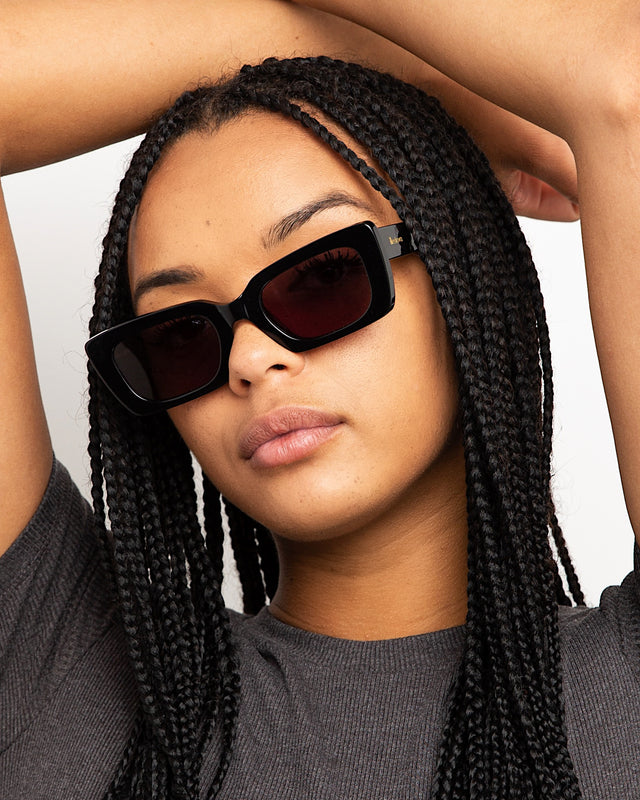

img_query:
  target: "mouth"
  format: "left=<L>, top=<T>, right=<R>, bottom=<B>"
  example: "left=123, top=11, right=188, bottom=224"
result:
left=239, top=406, right=343, bottom=469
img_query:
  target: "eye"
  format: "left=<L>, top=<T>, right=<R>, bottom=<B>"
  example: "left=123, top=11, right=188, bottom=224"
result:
left=142, top=316, right=209, bottom=349
left=287, top=248, right=365, bottom=292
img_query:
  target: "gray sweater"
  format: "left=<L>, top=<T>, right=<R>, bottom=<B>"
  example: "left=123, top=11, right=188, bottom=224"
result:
left=1, top=459, right=640, bottom=799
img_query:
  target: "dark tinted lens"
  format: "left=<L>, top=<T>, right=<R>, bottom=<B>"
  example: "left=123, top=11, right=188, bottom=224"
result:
left=260, top=246, right=372, bottom=338
left=113, top=315, right=222, bottom=401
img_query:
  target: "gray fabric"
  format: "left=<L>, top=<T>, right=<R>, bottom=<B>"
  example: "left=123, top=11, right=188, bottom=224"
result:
left=1, top=459, right=640, bottom=799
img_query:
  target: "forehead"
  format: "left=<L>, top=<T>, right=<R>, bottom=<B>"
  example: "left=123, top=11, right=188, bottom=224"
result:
left=127, top=112, right=391, bottom=301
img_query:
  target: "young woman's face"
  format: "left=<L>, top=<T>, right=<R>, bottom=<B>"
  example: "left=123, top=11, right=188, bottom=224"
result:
left=128, top=112, right=462, bottom=542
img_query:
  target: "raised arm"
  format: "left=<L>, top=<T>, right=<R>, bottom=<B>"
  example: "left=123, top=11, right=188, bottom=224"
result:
left=0, top=0, right=412, bottom=174
left=295, top=0, right=640, bottom=547
left=0, top=183, right=52, bottom=553
left=0, top=0, right=577, bottom=209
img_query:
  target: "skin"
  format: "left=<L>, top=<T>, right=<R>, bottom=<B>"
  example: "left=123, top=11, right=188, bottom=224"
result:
left=128, top=113, right=469, bottom=639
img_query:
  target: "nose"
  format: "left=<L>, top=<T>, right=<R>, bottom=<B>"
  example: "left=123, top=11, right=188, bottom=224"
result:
left=227, top=320, right=306, bottom=395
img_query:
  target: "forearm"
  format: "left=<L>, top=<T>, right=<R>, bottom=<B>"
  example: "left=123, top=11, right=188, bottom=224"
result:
left=575, top=116, right=640, bottom=545
left=0, top=0, right=434, bottom=175
left=0, top=181, right=52, bottom=553
left=292, top=0, right=629, bottom=140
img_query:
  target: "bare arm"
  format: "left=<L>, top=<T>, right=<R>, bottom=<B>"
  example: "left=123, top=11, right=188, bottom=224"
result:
left=576, top=113, right=640, bottom=550
left=0, top=0, right=577, bottom=211
left=0, top=0, right=435, bottom=175
left=295, top=0, right=640, bottom=547
left=0, top=182, right=51, bottom=553
left=289, top=0, right=624, bottom=136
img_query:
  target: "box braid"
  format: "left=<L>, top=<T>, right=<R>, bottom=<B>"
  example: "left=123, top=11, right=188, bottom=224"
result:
left=88, top=56, right=585, bottom=798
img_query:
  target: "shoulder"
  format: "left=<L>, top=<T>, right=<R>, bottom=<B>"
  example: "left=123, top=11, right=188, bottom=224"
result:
left=0, top=458, right=92, bottom=586
left=558, top=545, right=640, bottom=681
left=558, top=553, right=640, bottom=797
left=0, top=458, right=136, bottom=781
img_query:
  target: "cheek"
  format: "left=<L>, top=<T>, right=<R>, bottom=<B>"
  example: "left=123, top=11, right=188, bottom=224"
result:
left=355, top=267, right=458, bottom=435
left=168, top=400, right=232, bottom=476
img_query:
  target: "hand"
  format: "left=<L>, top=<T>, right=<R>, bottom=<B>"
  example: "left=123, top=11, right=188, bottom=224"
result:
left=475, top=120, right=579, bottom=222
left=420, top=74, right=579, bottom=221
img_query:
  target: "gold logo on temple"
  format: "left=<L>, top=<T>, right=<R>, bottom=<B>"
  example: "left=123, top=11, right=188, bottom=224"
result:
left=388, top=236, right=403, bottom=245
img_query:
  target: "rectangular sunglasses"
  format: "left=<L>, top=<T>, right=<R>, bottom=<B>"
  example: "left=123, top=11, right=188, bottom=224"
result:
left=85, top=220, right=416, bottom=415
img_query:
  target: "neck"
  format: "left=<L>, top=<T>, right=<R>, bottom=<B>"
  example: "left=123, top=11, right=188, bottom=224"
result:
left=270, top=441, right=468, bottom=640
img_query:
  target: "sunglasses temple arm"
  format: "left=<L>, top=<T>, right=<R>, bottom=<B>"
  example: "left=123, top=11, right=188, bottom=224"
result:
left=377, top=223, right=417, bottom=261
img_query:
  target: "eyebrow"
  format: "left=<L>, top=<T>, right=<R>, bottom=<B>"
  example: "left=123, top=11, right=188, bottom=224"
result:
left=132, top=191, right=375, bottom=305
left=132, top=265, right=205, bottom=305
left=261, top=191, right=374, bottom=249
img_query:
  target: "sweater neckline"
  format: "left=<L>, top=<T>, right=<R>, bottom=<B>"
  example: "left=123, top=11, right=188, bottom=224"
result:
left=235, top=606, right=466, bottom=674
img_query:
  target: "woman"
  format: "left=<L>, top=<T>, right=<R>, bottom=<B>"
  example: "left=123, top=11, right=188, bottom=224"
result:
left=1, top=2, right=639, bottom=799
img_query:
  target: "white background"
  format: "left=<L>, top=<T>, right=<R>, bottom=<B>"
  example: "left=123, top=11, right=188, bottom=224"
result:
left=3, top=138, right=635, bottom=609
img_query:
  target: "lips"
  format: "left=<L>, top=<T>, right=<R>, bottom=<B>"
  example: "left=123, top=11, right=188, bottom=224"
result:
left=239, top=406, right=343, bottom=466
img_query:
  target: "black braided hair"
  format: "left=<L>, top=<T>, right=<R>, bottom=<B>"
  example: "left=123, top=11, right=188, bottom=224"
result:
left=88, top=56, right=585, bottom=799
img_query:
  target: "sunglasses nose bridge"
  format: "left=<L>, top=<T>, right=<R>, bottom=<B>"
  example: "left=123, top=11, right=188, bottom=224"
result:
left=217, top=296, right=249, bottom=328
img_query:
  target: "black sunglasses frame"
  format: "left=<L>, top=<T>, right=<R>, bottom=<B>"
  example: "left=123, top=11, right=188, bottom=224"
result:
left=86, top=220, right=416, bottom=415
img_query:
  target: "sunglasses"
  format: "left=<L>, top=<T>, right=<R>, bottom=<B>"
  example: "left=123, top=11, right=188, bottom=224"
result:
left=85, top=220, right=416, bottom=415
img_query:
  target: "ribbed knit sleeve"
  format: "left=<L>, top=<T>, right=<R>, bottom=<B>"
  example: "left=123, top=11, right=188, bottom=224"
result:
left=559, top=542, right=640, bottom=799
left=0, top=459, right=137, bottom=800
